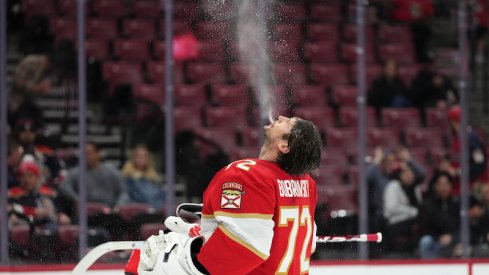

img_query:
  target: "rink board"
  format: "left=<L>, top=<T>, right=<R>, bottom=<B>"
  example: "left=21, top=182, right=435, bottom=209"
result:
left=0, top=262, right=488, bottom=274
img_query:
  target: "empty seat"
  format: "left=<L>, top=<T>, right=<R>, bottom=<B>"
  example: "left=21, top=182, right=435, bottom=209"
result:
left=199, top=41, right=226, bottom=62
left=175, top=84, right=207, bottom=107
left=86, top=202, right=112, bottom=217
left=173, top=107, right=203, bottom=132
left=194, top=127, right=238, bottom=157
left=187, top=62, right=226, bottom=84
left=310, top=63, right=350, bottom=86
left=133, top=0, right=161, bottom=18
left=304, top=42, right=338, bottom=63
left=211, top=84, right=249, bottom=106
left=50, top=17, right=77, bottom=44
left=367, top=128, right=400, bottom=148
left=252, top=86, right=291, bottom=117
left=269, top=41, right=300, bottom=63
left=293, top=85, right=328, bottom=107
left=379, top=44, right=416, bottom=64
left=146, top=61, right=185, bottom=84
left=342, top=24, right=375, bottom=42
left=114, top=203, right=156, bottom=223
left=93, top=0, right=127, bottom=17
left=229, top=63, right=248, bottom=83
left=174, top=1, right=200, bottom=20
left=114, top=39, right=151, bottom=62
left=378, top=24, right=412, bottom=43
left=339, top=107, right=378, bottom=127
left=86, top=18, right=118, bottom=40
left=85, top=39, right=109, bottom=60
left=307, top=23, right=339, bottom=41
left=310, top=3, right=342, bottom=22
left=57, top=225, right=80, bottom=247
left=23, top=0, right=56, bottom=18
left=381, top=108, right=421, bottom=128
left=195, top=21, right=229, bottom=41
left=272, top=3, right=306, bottom=21
left=134, top=84, right=165, bottom=106
left=9, top=225, right=31, bottom=248
left=122, top=19, right=156, bottom=39
left=240, top=127, right=260, bottom=146
left=140, top=223, right=166, bottom=240
left=270, top=24, right=303, bottom=43
left=425, top=108, right=448, bottom=128
left=313, top=166, right=345, bottom=187
left=205, top=106, right=247, bottom=129
left=331, top=85, right=358, bottom=107
left=398, top=64, right=420, bottom=86
left=272, top=64, right=306, bottom=86
left=404, top=127, right=446, bottom=148
left=320, top=147, right=348, bottom=166
left=58, top=0, right=85, bottom=17
left=103, top=62, right=143, bottom=89
left=293, top=107, right=335, bottom=134
left=350, top=64, right=383, bottom=86
left=152, top=40, right=166, bottom=60
left=230, top=146, right=260, bottom=161
left=340, top=42, right=376, bottom=63
left=326, top=128, right=357, bottom=148
left=157, top=19, right=191, bottom=38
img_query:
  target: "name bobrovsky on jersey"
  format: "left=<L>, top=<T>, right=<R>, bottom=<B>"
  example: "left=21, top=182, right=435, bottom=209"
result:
left=277, top=179, right=310, bottom=198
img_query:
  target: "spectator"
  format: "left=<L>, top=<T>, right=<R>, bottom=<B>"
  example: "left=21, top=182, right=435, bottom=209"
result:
left=447, top=106, right=488, bottom=194
left=418, top=172, right=460, bottom=259
left=8, top=161, right=69, bottom=231
left=122, top=144, right=165, bottom=209
left=410, top=61, right=458, bottom=112
left=7, top=139, right=23, bottom=188
left=59, top=142, right=129, bottom=208
left=383, top=163, right=424, bottom=252
left=367, top=147, right=425, bottom=230
left=468, top=195, right=489, bottom=257
left=367, top=59, right=411, bottom=120
left=469, top=0, right=488, bottom=67
left=391, top=0, right=434, bottom=62
left=8, top=54, right=51, bottom=131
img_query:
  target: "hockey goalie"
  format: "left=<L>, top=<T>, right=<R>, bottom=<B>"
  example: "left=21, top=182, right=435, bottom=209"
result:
left=126, top=116, right=323, bottom=275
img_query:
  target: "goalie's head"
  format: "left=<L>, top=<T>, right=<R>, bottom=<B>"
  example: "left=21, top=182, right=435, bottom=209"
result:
left=262, top=116, right=322, bottom=175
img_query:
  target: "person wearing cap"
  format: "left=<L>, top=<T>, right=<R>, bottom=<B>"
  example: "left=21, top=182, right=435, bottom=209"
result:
left=7, top=161, right=59, bottom=230
left=447, top=106, right=488, bottom=194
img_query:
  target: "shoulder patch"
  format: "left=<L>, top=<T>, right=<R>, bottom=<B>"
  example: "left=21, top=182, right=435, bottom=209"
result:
left=221, top=182, right=245, bottom=209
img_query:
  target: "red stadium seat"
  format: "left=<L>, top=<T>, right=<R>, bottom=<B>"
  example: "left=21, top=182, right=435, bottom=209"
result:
left=122, top=19, right=156, bottom=39
left=114, top=39, right=151, bottom=62
left=194, top=127, right=238, bottom=157
left=428, top=147, right=449, bottom=165
left=86, top=202, right=112, bottom=217
left=240, top=127, right=260, bottom=146
left=173, top=107, right=203, bottom=132
left=326, top=127, right=357, bottom=148
left=340, top=42, right=376, bottom=63
left=272, top=3, right=306, bottom=21
left=174, top=1, right=200, bottom=20
left=378, top=24, right=412, bottom=43
left=114, top=203, right=156, bottom=223
left=86, top=18, right=118, bottom=40
left=293, top=85, right=328, bottom=107
left=270, top=24, right=303, bottom=43
left=58, top=0, right=87, bottom=17
left=310, top=3, right=342, bottom=22
left=379, top=44, right=416, bottom=64
left=381, top=108, right=421, bottom=128
left=140, top=223, right=166, bottom=240
left=146, top=61, right=185, bottom=84
left=195, top=21, right=229, bottom=41
left=93, top=0, right=127, bottom=17
left=342, top=24, right=376, bottom=42
left=230, top=146, right=260, bottom=161
left=253, top=86, right=291, bottom=117
left=304, top=42, right=339, bottom=63
left=310, top=63, right=350, bottom=86
left=350, top=64, right=383, bottom=86
left=229, top=63, right=248, bottom=83
left=307, top=23, right=339, bottom=41
left=339, top=107, right=378, bottom=127
left=313, top=166, right=345, bottom=187
left=331, top=85, right=358, bottom=107
left=23, top=0, right=56, bottom=18
left=269, top=41, right=300, bottom=63
left=175, top=84, right=207, bottom=107
left=404, top=127, right=446, bottom=148
left=211, top=84, right=249, bottom=106
left=320, top=147, right=348, bottom=166
left=398, top=64, right=420, bottom=86
left=187, top=62, right=226, bottom=84
left=152, top=40, right=166, bottom=60
left=425, top=108, right=448, bottom=128
left=9, top=225, right=31, bottom=248
left=199, top=41, right=226, bottom=62
left=133, top=0, right=161, bottom=18
left=134, top=84, right=165, bottom=106
left=294, top=107, right=336, bottom=133
left=58, top=225, right=79, bottom=247
left=271, top=64, right=306, bottom=86
left=367, top=128, right=400, bottom=148
left=157, top=20, right=191, bottom=38
left=85, top=39, right=109, bottom=60
left=50, top=17, right=77, bottom=44
left=103, top=62, right=143, bottom=91
left=205, top=106, right=247, bottom=129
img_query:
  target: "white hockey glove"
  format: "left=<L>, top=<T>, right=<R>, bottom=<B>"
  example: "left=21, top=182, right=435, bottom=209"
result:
left=138, top=232, right=207, bottom=275
left=139, top=230, right=167, bottom=271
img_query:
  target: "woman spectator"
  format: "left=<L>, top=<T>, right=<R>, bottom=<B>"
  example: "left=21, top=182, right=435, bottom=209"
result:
left=122, top=144, right=165, bottom=209
left=383, top=163, right=424, bottom=253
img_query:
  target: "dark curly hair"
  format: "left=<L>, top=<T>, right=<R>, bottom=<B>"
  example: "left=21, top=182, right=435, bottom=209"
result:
left=276, top=119, right=322, bottom=175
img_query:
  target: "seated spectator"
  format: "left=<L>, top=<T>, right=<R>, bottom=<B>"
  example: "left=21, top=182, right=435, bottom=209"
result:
left=447, top=106, right=488, bottom=194
left=8, top=161, right=70, bottom=231
left=8, top=54, right=51, bottom=131
left=368, top=146, right=425, bottom=230
left=122, top=144, right=165, bottom=209
left=383, top=163, right=424, bottom=253
left=468, top=195, right=489, bottom=257
left=418, top=172, right=460, bottom=259
left=7, top=139, right=23, bottom=188
left=59, top=142, right=129, bottom=208
left=367, top=59, right=411, bottom=120
left=469, top=0, right=488, bottom=67
left=410, top=61, right=458, bottom=111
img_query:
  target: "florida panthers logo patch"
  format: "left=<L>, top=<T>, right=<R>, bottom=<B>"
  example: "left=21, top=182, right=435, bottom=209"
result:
left=221, top=182, right=245, bottom=209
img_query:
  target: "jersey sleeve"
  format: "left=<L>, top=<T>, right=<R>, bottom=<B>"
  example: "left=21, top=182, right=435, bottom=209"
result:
left=198, top=160, right=276, bottom=275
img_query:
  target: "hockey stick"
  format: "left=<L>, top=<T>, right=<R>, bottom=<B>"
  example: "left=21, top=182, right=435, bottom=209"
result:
left=315, top=232, right=382, bottom=243
left=72, top=241, right=144, bottom=275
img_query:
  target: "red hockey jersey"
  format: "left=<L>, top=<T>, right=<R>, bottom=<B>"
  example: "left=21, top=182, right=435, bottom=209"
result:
left=198, top=159, right=317, bottom=275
